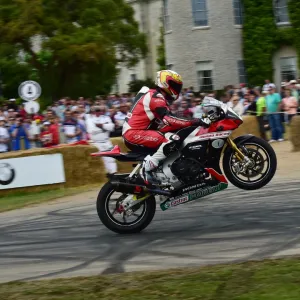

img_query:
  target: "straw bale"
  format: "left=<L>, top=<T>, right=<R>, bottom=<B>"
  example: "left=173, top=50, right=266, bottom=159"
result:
left=117, top=161, right=133, bottom=173
left=231, top=116, right=261, bottom=139
left=290, top=116, right=300, bottom=152
left=110, top=137, right=130, bottom=153
left=110, top=137, right=137, bottom=173
left=1, top=144, right=106, bottom=194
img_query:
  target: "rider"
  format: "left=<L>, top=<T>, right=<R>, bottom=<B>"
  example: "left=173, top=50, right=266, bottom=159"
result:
left=122, top=70, right=211, bottom=186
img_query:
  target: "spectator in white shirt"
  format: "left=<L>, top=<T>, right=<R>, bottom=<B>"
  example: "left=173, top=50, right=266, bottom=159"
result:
left=227, top=93, right=245, bottom=116
left=0, top=117, right=10, bottom=153
left=113, top=103, right=129, bottom=136
left=192, top=98, right=205, bottom=118
left=86, top=106, right=117, bottom=174
left=25, top=117, right=41, bottom=148
left=263, top=79, right=276, bottom=92
left=63, top=110, right=81, bottom=144
left=0, top=109, right=6, bottom=121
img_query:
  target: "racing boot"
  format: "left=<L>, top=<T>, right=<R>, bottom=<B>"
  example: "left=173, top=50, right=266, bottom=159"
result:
left=140, top=155, right=161, bottom=187
left=139, top=134, right=180, bottom=187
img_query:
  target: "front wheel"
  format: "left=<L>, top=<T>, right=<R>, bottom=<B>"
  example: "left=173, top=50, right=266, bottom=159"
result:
left=97, top=182, right=156, bottom=234
left=223, top=136, right=277, bottom=190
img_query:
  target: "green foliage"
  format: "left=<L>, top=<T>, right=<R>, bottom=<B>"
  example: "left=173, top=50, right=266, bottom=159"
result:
left=128, top=78, right=156, bottom=93
left=242, top=0, right=299, bottom=86
left=157, top=26, right=166, bottom=70
left=242, top=0, right=278, bottom=86
left=0, top=0, right=147, bottom=101
left=288, top=0, right=300, bottom=64
left=0, top=44, right=32, bottom=98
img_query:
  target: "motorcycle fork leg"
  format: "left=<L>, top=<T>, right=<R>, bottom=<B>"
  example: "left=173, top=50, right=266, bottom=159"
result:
left=227, top=138, right=245, bottom=161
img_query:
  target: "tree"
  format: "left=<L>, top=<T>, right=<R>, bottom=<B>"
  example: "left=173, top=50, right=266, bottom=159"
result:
left=242, top=0, right=300, bottom=86
left=157, top=26, right=166, bottom=70
left=0, top=44, right=32, bottom=98
left=0, top=0, right=147, bottom=100
left=242, top=0, right=278, bottom=86
left=128, top=78, right=156, bottom=93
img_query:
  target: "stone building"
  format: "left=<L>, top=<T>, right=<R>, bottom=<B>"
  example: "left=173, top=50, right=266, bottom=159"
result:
left=113, top=0, right=163, bottom=94
left=164, top=0, right=299, bottom=91
left=115, top=0, right=299, bottom=93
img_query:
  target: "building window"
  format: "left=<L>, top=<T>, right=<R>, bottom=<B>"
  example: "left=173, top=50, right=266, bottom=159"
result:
left=163, top=0, right=171, bottom=32
left=280, top=57, right=297, bottom=82
left=233, top=0, right=244, bottom=25
left=191, top=0, right=208, bottom=27
left=130, top=74, right=137, bottom=82
left=274, top=0, right=290, bottom=24
left=196, top=61, right=214, bottom=91
left=238, top=60, right=247, bottom=83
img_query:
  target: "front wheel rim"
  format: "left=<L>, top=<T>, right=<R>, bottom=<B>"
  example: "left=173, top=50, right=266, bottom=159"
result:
left=229, top=142, right=271, bottom=185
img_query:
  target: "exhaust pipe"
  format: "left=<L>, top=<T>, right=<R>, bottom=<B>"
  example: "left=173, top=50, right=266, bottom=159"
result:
left=111, top=180, right=172, bottom=197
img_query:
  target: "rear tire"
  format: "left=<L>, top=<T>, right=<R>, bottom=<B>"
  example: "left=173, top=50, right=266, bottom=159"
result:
left=97, top=182, right=156, bottom=234
left=223, top=136, right=277, bottom=190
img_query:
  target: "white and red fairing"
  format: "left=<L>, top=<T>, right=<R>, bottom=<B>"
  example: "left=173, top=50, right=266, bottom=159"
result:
left=181, top=97, right=243, bottom=146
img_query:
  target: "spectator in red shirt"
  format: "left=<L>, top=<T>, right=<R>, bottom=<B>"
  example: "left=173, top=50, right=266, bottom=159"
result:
left=49, top=117, right=60, bottom=145
left=19, top=104, right=27, bottom=120
left=40, top=122, right=54, bottom=147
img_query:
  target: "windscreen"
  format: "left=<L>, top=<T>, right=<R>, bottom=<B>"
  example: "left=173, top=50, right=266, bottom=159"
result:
left=201, top=97, right=228, bottom=114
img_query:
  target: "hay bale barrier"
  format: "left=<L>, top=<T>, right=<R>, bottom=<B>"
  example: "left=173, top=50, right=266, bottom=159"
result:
left=231, top=115, right=261, bottom=139
left=1, top=145, right=106, bottom=196
left=290, top=116, right=300, bottom=152
left=110, top=137, right=133, bottom=173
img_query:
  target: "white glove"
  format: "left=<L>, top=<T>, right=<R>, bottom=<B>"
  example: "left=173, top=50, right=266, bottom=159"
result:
left=201, top=117, right=212, bottom=127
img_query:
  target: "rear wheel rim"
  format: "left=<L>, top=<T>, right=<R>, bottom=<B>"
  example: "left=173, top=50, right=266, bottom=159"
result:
left=229, top=142, right=271, bottom=185
left=104, top=190, right=147, bottom=227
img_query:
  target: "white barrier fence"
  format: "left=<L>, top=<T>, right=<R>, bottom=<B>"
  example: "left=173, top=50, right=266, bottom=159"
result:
left=0, top=154, right=65, bottom=190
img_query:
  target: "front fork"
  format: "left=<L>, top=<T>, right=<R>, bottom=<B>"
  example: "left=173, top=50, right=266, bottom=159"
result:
left=226, top=137, right=253, bottom=174
left=226, top=137, right=245, bottom=161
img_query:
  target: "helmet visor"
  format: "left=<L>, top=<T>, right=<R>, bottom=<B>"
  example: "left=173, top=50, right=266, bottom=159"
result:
left=168, top=80, right=183, bottom=96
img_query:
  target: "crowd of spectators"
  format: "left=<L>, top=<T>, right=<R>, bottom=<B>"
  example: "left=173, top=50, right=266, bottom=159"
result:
left=1, top=78, right=300, bottom=153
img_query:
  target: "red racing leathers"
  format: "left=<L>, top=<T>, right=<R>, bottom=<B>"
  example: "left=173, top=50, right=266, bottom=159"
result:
left=122, top=87, right=202, bottom=150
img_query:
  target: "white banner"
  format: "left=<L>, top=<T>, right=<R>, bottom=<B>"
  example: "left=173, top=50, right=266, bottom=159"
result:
left=0, top=154, right=65, bottom=190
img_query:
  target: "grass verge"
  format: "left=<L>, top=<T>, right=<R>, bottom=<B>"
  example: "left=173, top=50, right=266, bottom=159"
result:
left=0, top=184, right=100, bottom=212
left=1, top=258, right=300, bottom=299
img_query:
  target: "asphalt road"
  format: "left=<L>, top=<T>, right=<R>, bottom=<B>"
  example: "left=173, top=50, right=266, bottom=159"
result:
left=1, top=180, right=300, bottom=283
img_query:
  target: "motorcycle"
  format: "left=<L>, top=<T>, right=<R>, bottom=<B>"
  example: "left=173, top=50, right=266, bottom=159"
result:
left=91, top=97, right=277, bottom=234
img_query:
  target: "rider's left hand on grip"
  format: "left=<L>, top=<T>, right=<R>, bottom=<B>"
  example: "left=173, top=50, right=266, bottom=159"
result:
left=200, top=118, right=211, bottom=128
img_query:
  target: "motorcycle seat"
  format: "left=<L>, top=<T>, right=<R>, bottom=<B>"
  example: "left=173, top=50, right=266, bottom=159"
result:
left=90, top=145, right=154, bottom=162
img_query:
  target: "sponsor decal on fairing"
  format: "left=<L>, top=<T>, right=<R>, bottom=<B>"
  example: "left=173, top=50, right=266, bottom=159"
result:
left=160, top=182, right=228, bottom=211
left=133, top=135, right=159, bottom=142
left=182, top=183, right=205, bottom=193
left=196, top=131, right=232, bottom=141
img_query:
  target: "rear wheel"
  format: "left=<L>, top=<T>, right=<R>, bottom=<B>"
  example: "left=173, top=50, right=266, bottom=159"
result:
left=223, top=136, right=277, bottom=190
left=97, top=182, right=156, bottom=234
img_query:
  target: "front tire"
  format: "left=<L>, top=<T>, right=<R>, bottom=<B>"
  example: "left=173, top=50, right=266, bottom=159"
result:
left=97, top=182, right=156, bottom=234
left=223, top=136, right=277, bottom=190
